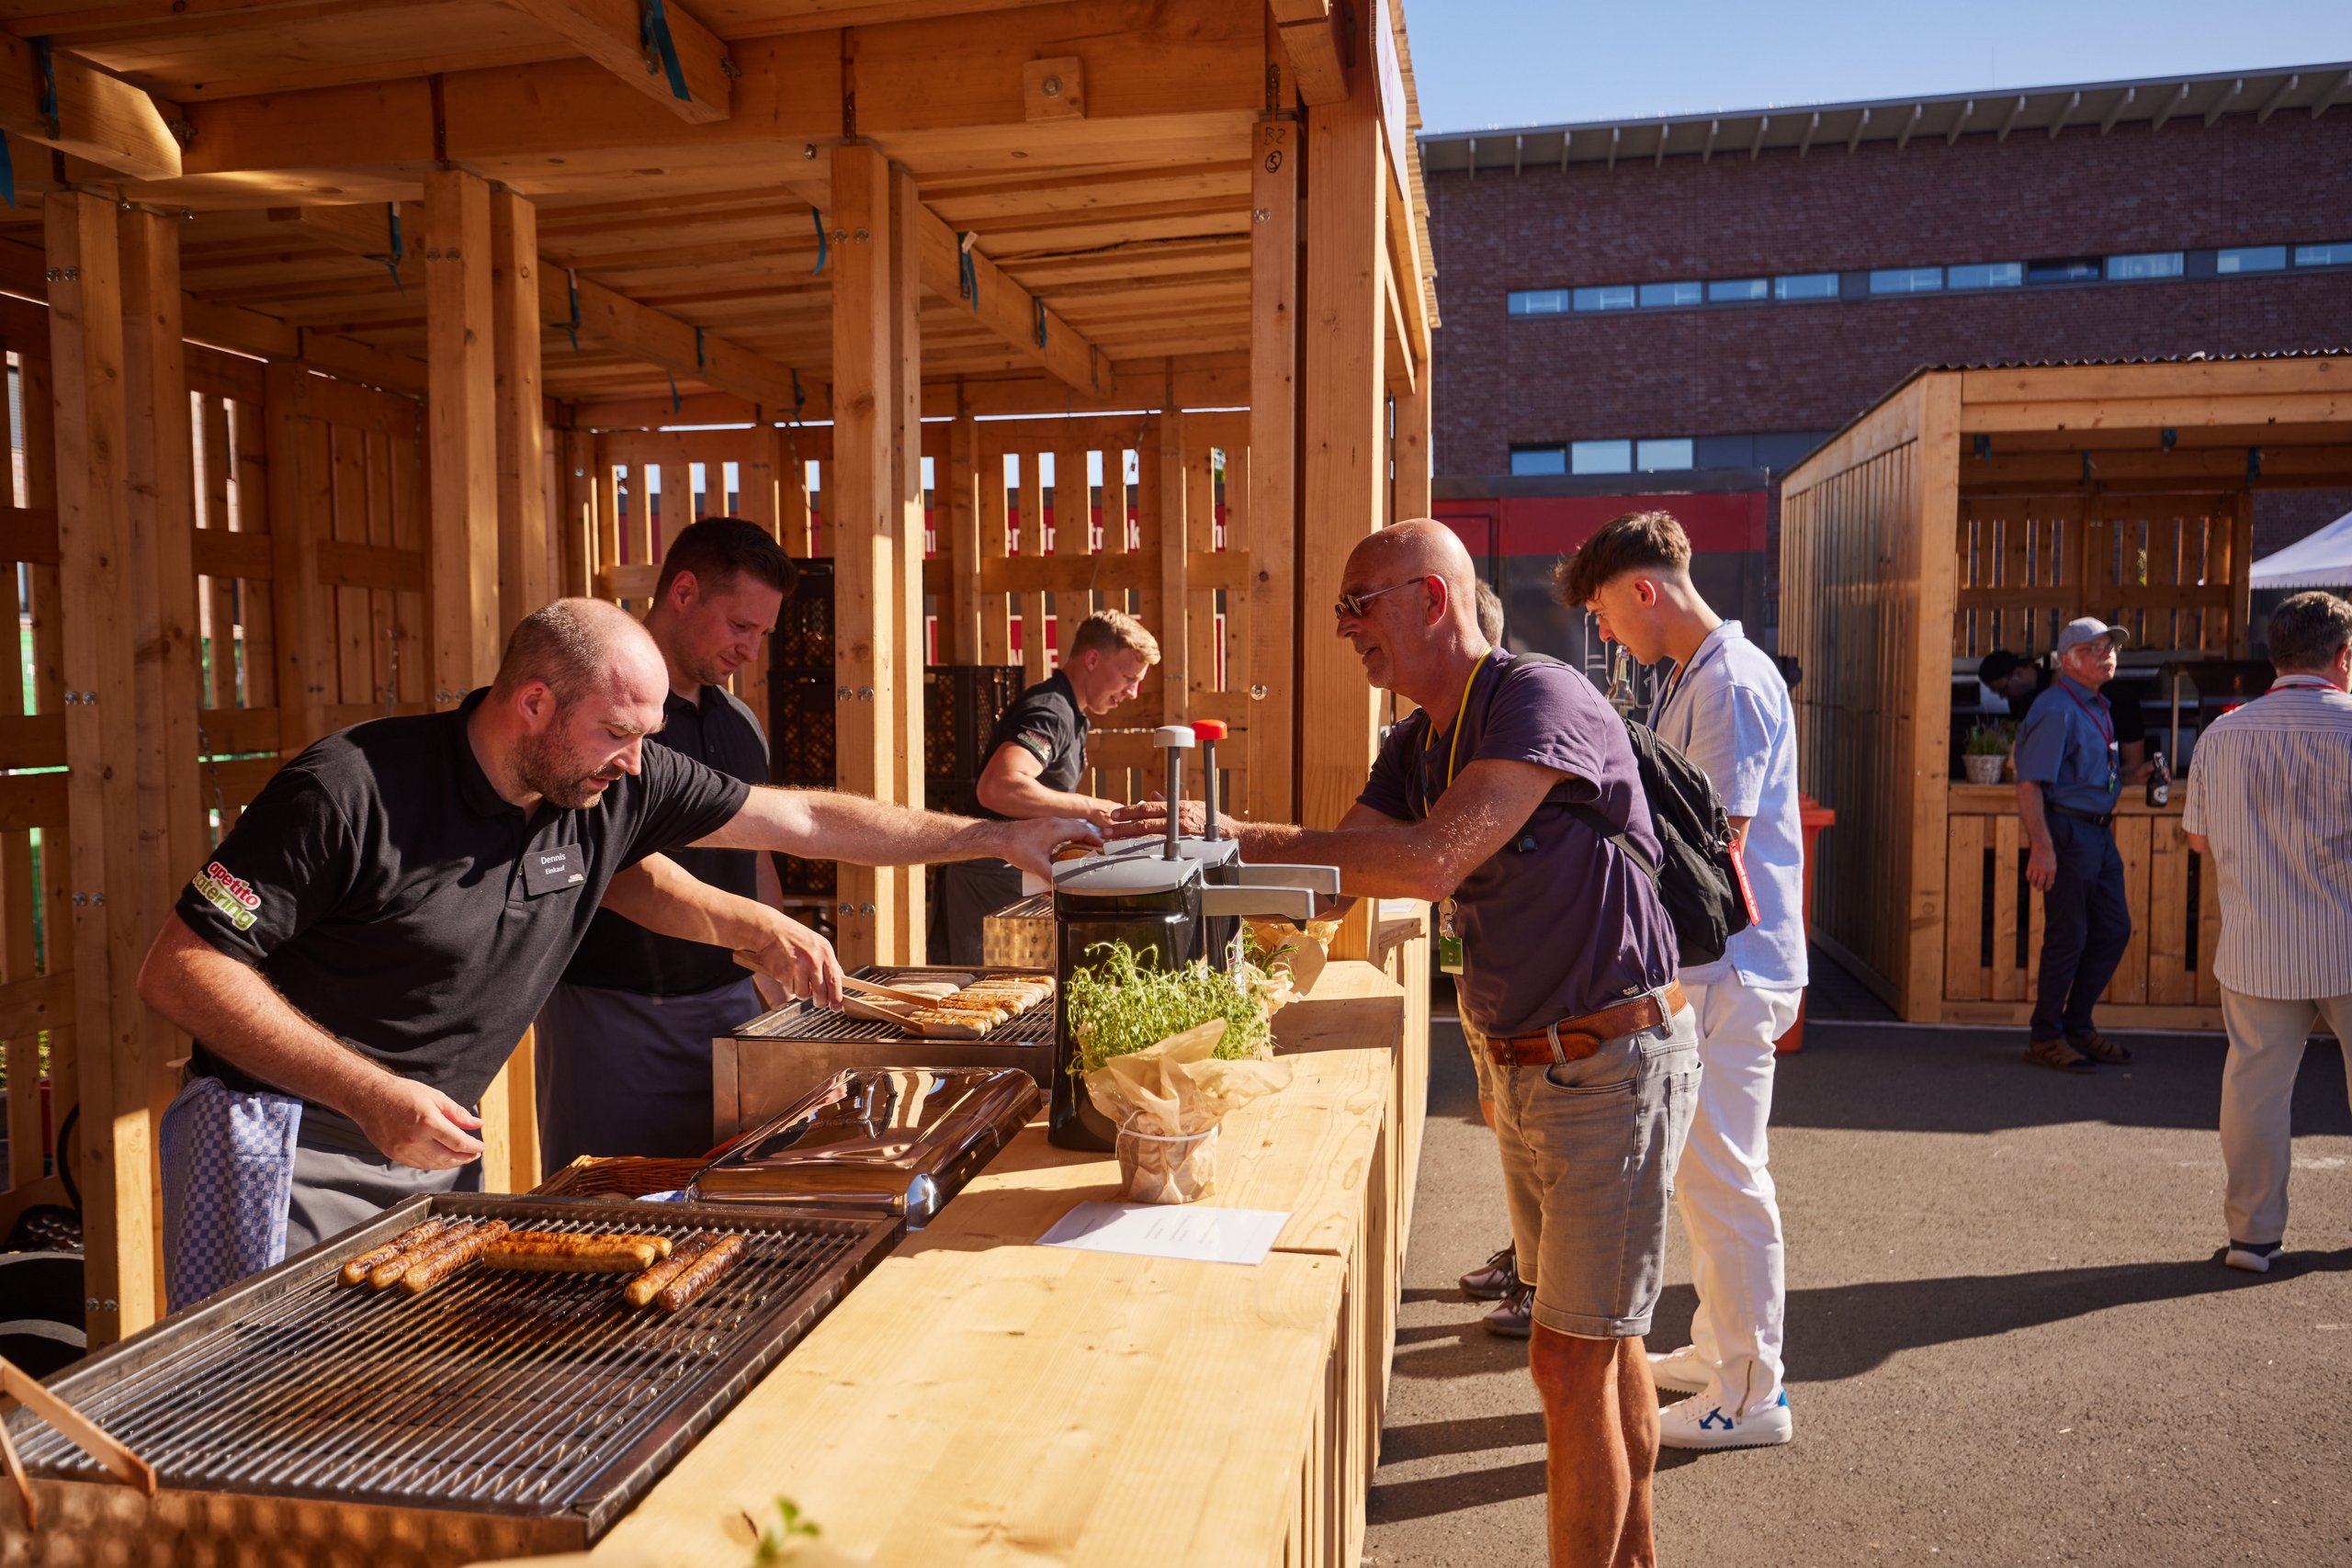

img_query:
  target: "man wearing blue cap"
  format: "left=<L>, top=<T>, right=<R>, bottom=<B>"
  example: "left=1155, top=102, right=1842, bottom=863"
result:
left=2013, top=616, right=2154, bottom=1072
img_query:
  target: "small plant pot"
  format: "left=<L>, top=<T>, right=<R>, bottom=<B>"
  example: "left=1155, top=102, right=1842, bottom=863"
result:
left=1962, top=753, right=2006, bottom=785
left=1115, top=1117, right=1219, bottom=1204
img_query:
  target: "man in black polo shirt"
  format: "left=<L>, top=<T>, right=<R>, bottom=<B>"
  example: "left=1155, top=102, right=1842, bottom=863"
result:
left=138, top=598, right=1092, bottom=1306
left=934, top=609, right=1159, bottom=964
left=536, top=518, right=798, bottom=1167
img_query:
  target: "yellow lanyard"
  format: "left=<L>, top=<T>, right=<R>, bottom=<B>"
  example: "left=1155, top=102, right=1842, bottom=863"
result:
left=1427, top=649, right=1495, bottom=797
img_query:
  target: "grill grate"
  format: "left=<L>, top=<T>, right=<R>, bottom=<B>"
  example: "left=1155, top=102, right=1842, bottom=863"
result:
left=734, top=965, right=1056, bottom=1045
left=6, top=1196, right=897, bottom=1531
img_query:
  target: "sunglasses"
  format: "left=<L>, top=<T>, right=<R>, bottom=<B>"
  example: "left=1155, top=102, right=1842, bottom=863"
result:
left=1334, top=576, right=1432, bottom=620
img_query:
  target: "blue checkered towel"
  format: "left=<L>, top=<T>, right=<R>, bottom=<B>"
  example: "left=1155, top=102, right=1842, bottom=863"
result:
left=160, top=1074, right=302, bottom=1312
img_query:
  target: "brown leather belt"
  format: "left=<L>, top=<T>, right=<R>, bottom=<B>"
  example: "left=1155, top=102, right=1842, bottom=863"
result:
left=1484, top=980, right=1690, bottom=1067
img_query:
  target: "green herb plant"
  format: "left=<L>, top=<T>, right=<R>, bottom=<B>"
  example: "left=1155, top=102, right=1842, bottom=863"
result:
left=1963, top=720, right=2016, bottom=758
left=1063, top=940, right=1277, bottom=1077
left=751, top=1495, right=821, bottom=1564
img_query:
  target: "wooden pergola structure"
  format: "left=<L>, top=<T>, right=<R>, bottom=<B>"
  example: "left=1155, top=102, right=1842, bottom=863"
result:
left=1781, top=354, right=2352, bottom=1027
left=0, top=0, right=1438, bottom=1347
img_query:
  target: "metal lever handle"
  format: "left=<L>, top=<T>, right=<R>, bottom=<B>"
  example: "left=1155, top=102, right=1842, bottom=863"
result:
left=1227, top=863, right=1341, bottom=896
left=1199, top=884, right=1319, bottom=920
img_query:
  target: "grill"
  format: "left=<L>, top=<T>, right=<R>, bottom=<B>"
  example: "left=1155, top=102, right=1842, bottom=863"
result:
left=735, top=966, right=1057, bottom=1045
left=1, top=1193, right=899, bottom=1566
left=714, top=966, right=1057, bottom=1142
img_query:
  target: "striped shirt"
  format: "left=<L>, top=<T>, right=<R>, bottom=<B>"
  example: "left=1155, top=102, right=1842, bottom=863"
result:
left=2179, top=676, right=2352, bottom=999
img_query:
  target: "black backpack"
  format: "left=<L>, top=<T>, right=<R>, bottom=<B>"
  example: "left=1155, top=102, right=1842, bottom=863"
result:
left=1500, top=655, right=1756, bottom=967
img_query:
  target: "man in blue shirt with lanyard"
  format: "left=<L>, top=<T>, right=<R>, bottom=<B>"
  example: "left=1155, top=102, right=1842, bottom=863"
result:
left=2014, top=617, right=2152, bottom=1072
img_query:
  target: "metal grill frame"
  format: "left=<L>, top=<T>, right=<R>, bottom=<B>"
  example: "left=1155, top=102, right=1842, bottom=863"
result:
left=5, top=1194, right=900, bottom=1547
left=732, top=964, right=1056, bottom=1044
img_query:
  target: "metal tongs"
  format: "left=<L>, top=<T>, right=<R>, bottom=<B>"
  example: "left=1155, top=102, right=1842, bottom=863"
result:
left=0, top=1353, right=158, bottom=1530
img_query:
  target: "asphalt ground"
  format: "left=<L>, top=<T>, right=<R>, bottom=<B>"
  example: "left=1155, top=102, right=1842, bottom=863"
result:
left=1363, top=978, right=2352, bottom=1567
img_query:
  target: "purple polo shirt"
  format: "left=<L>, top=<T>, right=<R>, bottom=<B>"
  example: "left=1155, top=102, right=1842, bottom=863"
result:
left=1359, top=650, right=1676, bottom=1037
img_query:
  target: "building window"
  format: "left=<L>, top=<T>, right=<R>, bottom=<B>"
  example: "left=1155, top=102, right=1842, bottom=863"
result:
left=2294, top=241, right=2352, bottom=267
left=1574, top=285, right=1636, bottom=312
left=1509, top=446, right=1566, bottom=476
left=1638, top=281, right=1702, bottom=308
left=1708, top=278, right=1769, bottom=303
left=1869, top=266, right=1942, bottom=295
left=1636, top=438, right=1694, bottom=472
left=1570, top=439, right=1633, bottom=475
left=1946, top=262, right=2023, bottom=290
left=2027, top=257, right=2101, bottom=284
left=2217, top=246, right=2287, bottom=274
left=1508, top=288, right=1570, bottom=316
left=1773, top=273, right=1839, bottom=300
left=2106, top=251, right=2184, bottom=281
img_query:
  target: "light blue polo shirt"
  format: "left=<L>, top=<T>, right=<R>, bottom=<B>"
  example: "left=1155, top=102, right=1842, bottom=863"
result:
left=1649, top=621, right=1808, bottom=992
left=2015, top=672, right=2124, bottom=815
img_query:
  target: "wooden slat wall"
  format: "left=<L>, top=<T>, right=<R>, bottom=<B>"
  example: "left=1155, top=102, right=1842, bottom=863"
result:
left=1780, top=437, right=1922, bottom=1014
left=1955, top=491, right=2246, bottom=660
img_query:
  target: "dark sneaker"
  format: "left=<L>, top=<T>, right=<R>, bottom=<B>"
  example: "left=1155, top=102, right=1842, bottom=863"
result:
left=1482, top=1282, right=1533, bottom=1339
left=2028, top=1036, right=2096, bottom=1073
left=2070, top=1031, right=2133, bottom=1065
left=1459, top=1243, right=1518, bottom=1301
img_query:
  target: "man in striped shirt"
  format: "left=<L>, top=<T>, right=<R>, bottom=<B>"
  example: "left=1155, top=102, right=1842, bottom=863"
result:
left=2180, top=591, right=2352, bottom=1274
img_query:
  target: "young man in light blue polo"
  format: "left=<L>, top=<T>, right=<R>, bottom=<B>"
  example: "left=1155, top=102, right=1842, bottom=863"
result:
left=1559, top=509, right=1806, bottom=1452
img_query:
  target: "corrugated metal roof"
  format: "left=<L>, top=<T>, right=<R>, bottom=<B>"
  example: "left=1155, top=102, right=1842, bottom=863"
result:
left=1419, top=62, right=2352, bottom=175
left=1925, top=348, right=2352, bottom=372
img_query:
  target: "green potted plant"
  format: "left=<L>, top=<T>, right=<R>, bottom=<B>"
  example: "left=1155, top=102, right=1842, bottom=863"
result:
left=1962, top=720, right=2014, bottom=785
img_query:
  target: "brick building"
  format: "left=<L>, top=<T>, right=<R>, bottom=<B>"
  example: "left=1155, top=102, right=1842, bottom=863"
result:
left=1418, top=62, right=2352, bottom=652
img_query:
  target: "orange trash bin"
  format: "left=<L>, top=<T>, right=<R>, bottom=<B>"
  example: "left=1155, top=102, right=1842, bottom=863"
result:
left=1774, top=795, right=1837, bottom=1054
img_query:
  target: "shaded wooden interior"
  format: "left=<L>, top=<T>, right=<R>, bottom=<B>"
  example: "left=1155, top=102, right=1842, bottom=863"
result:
left=0, top=0, right=1440, bottom=1348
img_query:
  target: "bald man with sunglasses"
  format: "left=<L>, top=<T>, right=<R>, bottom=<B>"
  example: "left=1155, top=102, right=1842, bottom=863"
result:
left=1115, top=520, right=1696, bottom=1568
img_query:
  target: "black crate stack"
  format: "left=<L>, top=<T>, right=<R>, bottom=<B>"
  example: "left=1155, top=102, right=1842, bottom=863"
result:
left=766, top=558, right=837, bottom=898
left=924, top=665, right=1027, bottom=818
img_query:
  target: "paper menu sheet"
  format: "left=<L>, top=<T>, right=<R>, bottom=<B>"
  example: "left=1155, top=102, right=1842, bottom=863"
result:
left=1035, top=1202, right=1290, bottom=1267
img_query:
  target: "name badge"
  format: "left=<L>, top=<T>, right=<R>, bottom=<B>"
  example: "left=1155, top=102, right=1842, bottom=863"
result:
left=521, top=845, right=588, bottom=897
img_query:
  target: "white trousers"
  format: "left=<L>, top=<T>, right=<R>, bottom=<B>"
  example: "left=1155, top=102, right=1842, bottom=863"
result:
left=2218, top=987, right=2352, bottom=1246
left=1676, top=974, right=1803, bottom=1414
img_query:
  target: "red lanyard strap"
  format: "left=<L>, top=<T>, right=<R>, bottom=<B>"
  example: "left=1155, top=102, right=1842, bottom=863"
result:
left=2059, top=682, right=2113, bottom=749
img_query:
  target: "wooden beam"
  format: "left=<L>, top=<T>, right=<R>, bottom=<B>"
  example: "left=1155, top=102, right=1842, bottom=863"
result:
left=266, top=202, right=400, bottom=259
left=888, top=163, right=926, bottom=963
left=1272, top=0, right=1350, bottom=106
left=47, top=190, right=156, bottom=1344
left=944, top=407, right=982, bottom=663
left=1391, top=376, right=1430, bottom=522
left=830, top=144, right=900, bottom=969
left=492, top=187, right=551, bottom=641
left=424, top=170, right=500, bottom=707
left=1901, top=376, right=1962, bottom=1021
left=119, top=209, right=208, bottom=1301
left=0, top=34, right=181, bottom=181
left=1299, top=31, right=1385, bottom=959
left=910, top=205, right=1107, bottom=397
left=1157, top=408, right=1189, bottom=723
left=1247, top=115, right=1298, bottom=824
left=539, top=263, right=814, bottom=423
left=504, top=0, right=733, bottom=124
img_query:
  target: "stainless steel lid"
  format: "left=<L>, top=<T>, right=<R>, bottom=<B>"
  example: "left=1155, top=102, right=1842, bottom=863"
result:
left=1050, top=840, right=1205, bottom=896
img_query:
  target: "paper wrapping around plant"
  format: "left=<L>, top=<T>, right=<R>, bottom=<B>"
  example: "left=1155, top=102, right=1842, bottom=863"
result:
left=1083, top=1018, right=1292, bottom=1202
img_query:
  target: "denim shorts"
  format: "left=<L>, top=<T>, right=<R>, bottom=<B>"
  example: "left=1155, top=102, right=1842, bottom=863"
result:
left=1470, top=1000, right=1701, bottom=1338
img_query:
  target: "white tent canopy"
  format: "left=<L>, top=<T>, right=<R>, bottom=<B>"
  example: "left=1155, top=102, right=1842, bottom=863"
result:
left=2251, top=508, right=2352, bottom=590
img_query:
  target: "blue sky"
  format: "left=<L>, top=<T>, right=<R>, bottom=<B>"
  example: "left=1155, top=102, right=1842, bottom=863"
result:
left=1408, top=2, right=2352, bottom=133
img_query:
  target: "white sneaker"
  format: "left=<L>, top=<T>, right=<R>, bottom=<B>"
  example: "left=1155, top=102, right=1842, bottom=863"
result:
left=1646, top=1343, right=1712, bottom=1395
left=1657, top=1390, right=1792, bottom=1450
left=2224, top=1240, right=2283, bottom=1274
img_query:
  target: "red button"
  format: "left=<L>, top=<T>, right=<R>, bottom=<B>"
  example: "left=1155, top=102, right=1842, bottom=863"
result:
left=1191, top=719, right=1229, bottom=741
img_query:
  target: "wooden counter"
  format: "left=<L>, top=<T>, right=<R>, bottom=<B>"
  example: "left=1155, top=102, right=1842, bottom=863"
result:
left=480, top=955, right=1422, bottom=1568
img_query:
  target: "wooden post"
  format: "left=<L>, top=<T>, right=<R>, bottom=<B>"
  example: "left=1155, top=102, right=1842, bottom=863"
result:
left=1157, top=409, right=1190, bottom=724
left=120, top=209, right=209, bottom=1293
left=1903, top=380, right=1963, bottom=1021
left=888, top=164, right=926, bottom=963
left=944, top=405, right=981, bottom=664
left=265, top=364, right=330, bottom=753
left=424, top=168, right=514, bottom=1181
left=426, top=167, right=500, bottom=709
left=48, top=190, right=156, bottom=1343
left=557, top=428, right=596, bottom=598
left=1248, top=115, right=1300, bottom=824
left=1391, top=378, right=1431, bottom=523
left=831, top=144, right=899, bottom=969
left=492, top=186, right=549, bottom=642
left=1300, top=48, right=1387, bottom=956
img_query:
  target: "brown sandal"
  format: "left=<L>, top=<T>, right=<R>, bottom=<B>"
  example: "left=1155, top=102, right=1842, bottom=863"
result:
left=2070, top=1031, right=2133, bottom=1065
left=2029, top=1035, right=2096, bottom=1074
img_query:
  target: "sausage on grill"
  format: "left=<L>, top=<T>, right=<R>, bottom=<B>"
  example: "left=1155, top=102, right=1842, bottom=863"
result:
left=481, top=1232, right=670, bottom=1273
left=399, top=1220, right=512, bottom=1295
left=621, top=1232, right=720, bottom=1307
left=654, top=1233, right=746, bottom=1314
left=369, top=1220, right=479, bottom=1290
left=341, top=1219, right=450, bottom=1286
